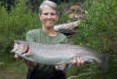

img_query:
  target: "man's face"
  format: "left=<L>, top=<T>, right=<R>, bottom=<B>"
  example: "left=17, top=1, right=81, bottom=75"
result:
left=40, top=5, right=58, bottom=28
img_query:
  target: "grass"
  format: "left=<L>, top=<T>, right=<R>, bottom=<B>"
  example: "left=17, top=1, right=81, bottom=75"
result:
left=0, top=60, right=27, bottom=79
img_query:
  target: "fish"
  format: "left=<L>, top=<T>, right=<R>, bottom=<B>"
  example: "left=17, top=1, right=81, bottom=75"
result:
left=11, top=40, right=109, bottom=70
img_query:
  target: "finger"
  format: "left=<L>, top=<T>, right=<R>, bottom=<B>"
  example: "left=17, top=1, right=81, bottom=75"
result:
left=55, top=65, right=61, bottom=70
left=55, top=64, right=66, bottom=71
left=80, top=58, right=84, bottom=65
left=72, top=58, right=77, bottom=65
left=76, top=58, right=81, bottom=66
left=14, top=54, right=19, bottom=58
left=55, top=65, right=59, bottom=70
left=77, top=57, right=83, bottom=66
left=77, top=58, right=84, bottom=66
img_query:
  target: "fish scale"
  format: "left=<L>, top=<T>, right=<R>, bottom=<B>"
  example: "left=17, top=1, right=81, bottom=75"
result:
left=11, top=40, right=109, bottom=70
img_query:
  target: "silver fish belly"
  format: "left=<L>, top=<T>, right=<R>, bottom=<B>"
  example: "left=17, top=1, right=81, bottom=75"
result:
left=11, top=40, right=109, bottom=70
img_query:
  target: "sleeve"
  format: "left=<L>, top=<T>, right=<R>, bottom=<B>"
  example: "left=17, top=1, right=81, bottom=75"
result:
left=60, top=34, right=68, bottom=44
left=63, top=36, right=68, bottom=43
left=26, top=31, right=35, bottom=42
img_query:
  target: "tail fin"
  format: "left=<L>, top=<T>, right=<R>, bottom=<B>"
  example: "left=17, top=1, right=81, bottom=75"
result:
left=100, top=54, right=110, bottom=71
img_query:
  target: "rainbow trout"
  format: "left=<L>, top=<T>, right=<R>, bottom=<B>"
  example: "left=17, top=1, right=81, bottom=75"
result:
left=11, top=40, right=109, bottom=70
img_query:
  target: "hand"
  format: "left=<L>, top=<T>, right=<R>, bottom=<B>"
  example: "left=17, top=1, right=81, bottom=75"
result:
left=55, top=57, right=84, bottom=71
left=14, top=54, right=19, bottom=58
left=55, top=63, right=67, bottom=71
left=14, top=54, right=37, bottom=67
left=13, top=43, right=35, bottom=66
left=72, top=57, right=84, bottom=66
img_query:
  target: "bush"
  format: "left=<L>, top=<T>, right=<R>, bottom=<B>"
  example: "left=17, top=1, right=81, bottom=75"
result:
left=70, top=0, right=117, bottom=79
left=0, top=0, right=117, bottom=79
left=0, top=0, right=41, bottom=62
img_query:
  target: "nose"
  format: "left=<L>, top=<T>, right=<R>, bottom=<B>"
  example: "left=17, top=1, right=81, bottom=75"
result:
left=47, top=14, right=51, bottom=19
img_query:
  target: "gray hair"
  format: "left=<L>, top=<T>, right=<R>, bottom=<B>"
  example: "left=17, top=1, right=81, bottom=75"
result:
left=39, top=0, right=58, bottom=15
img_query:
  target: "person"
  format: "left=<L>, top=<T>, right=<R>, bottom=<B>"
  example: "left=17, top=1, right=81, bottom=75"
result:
left=15, top=0, right=83, bottom=79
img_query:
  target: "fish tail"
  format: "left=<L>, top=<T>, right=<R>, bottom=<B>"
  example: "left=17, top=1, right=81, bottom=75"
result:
left=100, top=54, right=110, bottom=71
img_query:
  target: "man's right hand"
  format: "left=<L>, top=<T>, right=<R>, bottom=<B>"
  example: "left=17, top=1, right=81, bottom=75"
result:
left=14, top=54, right=37, bottom=67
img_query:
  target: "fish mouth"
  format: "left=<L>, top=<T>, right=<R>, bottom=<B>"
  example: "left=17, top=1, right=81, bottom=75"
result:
left=11, top=43, right=18, bottom=53
left=11, top=42, right=30, bottom=54
left=11, top=48, right=17, bottom=53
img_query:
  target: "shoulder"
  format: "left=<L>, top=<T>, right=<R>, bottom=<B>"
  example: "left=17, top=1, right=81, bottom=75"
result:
left=57, top=33, right=68, bottom=43
left=26, top=29, right=42, bottom=41
left=26, top=29, right=43, bottom=37
left=58, top=32, right=67, bottom=38
left=26, top=29, right=41, bottom=35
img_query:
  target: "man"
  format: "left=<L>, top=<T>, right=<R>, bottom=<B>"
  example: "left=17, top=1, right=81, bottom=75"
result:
left=15, top=0, right=83, bottom=79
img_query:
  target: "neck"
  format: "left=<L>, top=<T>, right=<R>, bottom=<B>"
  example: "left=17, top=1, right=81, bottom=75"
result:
left=42, top=26, right=57, bottom=36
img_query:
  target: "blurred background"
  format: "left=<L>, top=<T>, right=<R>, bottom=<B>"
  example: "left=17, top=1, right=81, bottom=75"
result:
left=0, top=0, right=117, bottom=79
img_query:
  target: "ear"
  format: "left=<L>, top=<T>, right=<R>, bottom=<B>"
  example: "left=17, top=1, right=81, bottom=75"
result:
left=39, top=14, right=42, bottom=21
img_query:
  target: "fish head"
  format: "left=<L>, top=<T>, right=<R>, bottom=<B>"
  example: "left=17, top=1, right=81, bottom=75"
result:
left=11, top=40, right=29, bottom=54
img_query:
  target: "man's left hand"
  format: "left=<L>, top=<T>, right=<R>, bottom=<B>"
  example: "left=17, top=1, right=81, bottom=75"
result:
left=55, top=57, right=84, bottom=71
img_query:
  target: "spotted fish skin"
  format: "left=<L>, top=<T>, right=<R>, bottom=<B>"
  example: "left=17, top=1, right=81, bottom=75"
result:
left=11, top=40, right=109, bottom=70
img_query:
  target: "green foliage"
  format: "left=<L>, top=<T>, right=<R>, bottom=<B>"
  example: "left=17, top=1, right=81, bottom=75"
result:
left=0, top=0, right=40, bottom=63
left=0, top=0, right=117, bottom=79
left=0, top=60, right=27, bottom=79
left=72, top=0, right=117, bottom=51
left=71, top=0, right=117, bottom=79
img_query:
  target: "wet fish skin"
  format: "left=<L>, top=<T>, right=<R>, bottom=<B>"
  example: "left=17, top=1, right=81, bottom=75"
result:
left=11, top=40, right=109, bottom=70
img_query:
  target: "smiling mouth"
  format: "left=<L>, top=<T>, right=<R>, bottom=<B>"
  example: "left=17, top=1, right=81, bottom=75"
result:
left=46, top=21, right=55, bottom=24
